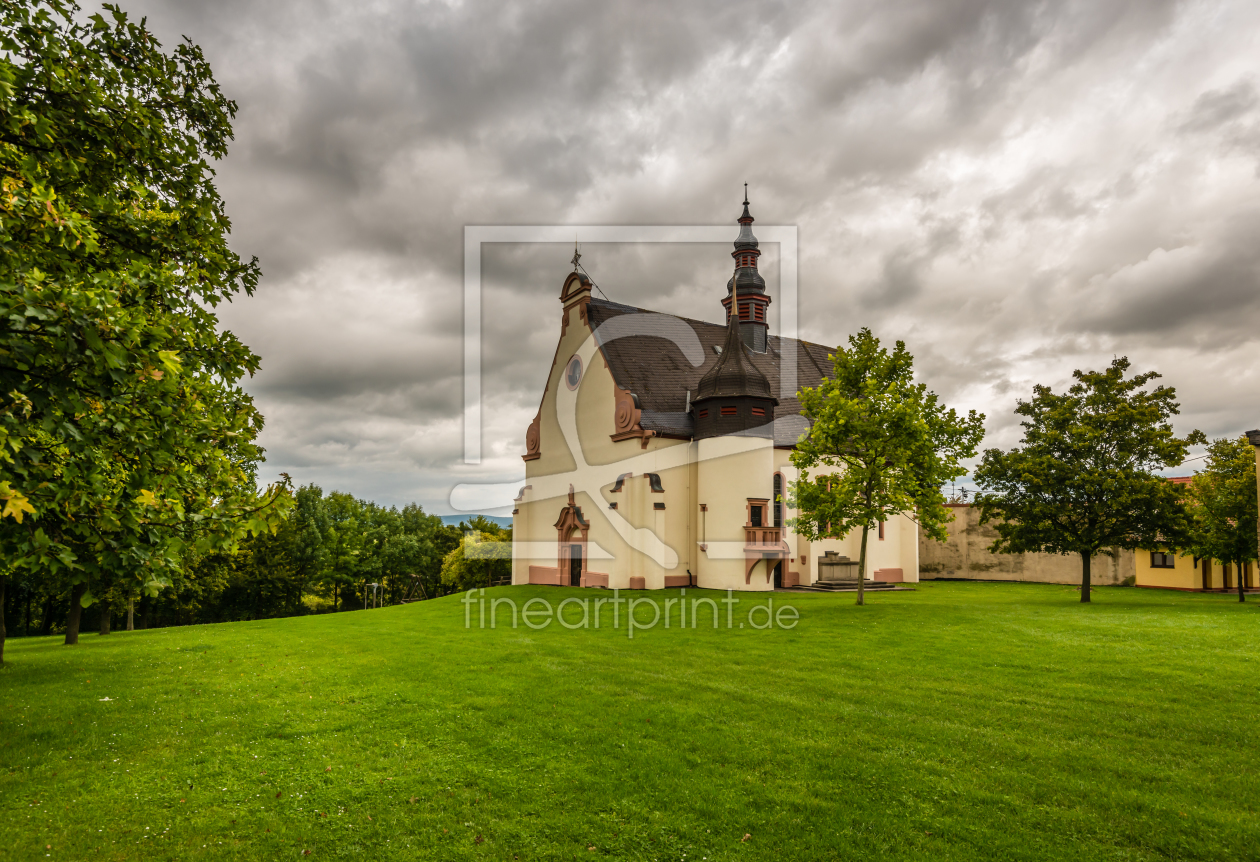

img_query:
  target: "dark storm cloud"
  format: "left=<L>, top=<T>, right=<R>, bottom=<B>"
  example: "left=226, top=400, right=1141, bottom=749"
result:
left=117, top=0, right=1260, bottom=510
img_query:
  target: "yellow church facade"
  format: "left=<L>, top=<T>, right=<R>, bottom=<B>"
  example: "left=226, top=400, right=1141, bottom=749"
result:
left=510, top=200, right=918, bottom=591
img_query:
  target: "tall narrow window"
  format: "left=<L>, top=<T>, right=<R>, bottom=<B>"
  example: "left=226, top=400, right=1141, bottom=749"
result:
left=773, top=473, right=782, bottom=528
left=878, top=520, right=885, bottom=540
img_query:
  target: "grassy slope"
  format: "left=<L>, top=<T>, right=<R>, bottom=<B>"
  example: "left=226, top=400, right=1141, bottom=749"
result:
left=1, top=582, right=1258, bottom=861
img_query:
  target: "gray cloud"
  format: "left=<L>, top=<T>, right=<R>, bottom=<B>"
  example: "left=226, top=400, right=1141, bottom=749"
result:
left=117, top=0, right=1260, bottom=510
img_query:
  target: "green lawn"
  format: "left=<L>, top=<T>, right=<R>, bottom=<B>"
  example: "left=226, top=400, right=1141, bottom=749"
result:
left=2, top=582, right=1258, bottom=861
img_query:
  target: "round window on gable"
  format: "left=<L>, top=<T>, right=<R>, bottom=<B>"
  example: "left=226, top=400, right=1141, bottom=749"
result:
left=565, top=355, right=583, bottom=390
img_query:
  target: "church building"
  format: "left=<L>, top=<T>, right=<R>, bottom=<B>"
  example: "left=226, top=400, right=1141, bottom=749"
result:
left=510, top=198, right=919, bottom=591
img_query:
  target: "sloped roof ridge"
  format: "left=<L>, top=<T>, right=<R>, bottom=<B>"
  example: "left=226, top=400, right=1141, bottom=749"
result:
left=589, top=296, right=835, bottom=353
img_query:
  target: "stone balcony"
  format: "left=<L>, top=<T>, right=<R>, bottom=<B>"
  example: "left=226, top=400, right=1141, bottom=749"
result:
left=744, top=526, right=789, bottom=584
left=744, top=526, right=784, bottom=547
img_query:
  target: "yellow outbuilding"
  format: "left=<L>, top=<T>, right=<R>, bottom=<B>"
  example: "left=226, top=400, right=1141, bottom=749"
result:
left=1133, top=471, right=1259, bottom=592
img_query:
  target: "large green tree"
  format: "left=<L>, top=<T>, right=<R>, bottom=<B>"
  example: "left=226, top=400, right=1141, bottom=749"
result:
left=1185, top=436, right=1258, bottom=603
left=440, top=517, right=512, bottom=594
left=974, top=358, right=1202, bottom=603
left=289, top=484, right=331, bottom=608
left=0, top=0, right=289, bottom=647
left=786, top=328, right=985, bottom=605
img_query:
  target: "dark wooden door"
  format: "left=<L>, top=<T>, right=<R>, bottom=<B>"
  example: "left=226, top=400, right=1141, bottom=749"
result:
left=570, top=545, right=582, bottom=586
left=772, top=561, right=783, bottom=589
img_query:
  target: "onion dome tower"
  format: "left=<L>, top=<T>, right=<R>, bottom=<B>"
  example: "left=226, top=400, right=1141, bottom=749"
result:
left=692, top=259, right=777, bottom=440
left=720, top=187, right=770, bottom=353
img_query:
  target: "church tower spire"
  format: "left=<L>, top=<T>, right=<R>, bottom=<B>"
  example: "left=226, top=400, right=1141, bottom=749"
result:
left=693, top=196, right=778, bottom=440
left=720, top=187, right=770, bottom=352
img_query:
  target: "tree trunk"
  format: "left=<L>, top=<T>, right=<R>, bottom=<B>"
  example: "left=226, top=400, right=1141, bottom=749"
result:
left=38, top=594, right=54, bottom=636
left=64, top=582, right=88, bottom=645
left=1237, top=560, right=1246, bottom=603
left=0, top=573, right=7, bottom=666
left=1080, top=551, right=1092, bottom=603
left=856, top=524, right=869, bottom=607
left=126, top=599, right=135, bottom=631
left=24, top=589, right=32, bottom=637
left=99, top=598, right=111, bottom=635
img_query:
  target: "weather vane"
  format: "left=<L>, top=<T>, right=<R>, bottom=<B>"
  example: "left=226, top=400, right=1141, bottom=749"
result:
left=571, top=242, right=581, bottom=272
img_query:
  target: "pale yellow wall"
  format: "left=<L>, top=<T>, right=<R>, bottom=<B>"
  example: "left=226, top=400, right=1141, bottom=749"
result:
left=918, top=505, right=1136, bottom=585
left=1134, top=550, right=1200, bottom=590
left=696, top=436, right=775, bottom=591
left=899, top=509, right=920, bottom=583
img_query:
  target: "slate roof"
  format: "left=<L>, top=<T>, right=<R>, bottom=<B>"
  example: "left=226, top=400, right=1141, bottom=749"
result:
left=694, top=298, right=774, bottom=403
left=586, top=297, right=837, bottom=447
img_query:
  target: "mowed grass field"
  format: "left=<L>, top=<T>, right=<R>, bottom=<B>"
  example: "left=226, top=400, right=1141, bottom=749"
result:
left=2, top=582, right=1259, bottom=861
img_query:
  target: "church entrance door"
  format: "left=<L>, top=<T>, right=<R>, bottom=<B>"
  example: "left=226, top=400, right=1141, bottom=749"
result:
left=570, top=545, right=583, bottom=586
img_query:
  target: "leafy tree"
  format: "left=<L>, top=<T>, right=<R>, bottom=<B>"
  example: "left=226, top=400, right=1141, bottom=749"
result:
left=382, top=533, right=436, bottom=601
left=322, top=491, right=366, bottom=609
left=786, top=328, right=984, bottom=605
left=974, top=357, right=1203, bottom=603
left=440, top=518, right=512, bottom=593
left=0, top=0, right=290, bottom=645
left=289, top=484, right=330, bottom=607
left=1185, top=436, right=1259, bottom=602
left=0, top=566, right=7, bottom=665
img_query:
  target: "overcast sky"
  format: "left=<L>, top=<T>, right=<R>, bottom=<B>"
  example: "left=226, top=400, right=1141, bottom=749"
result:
left=125, top=0, right=1260, bottom=514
